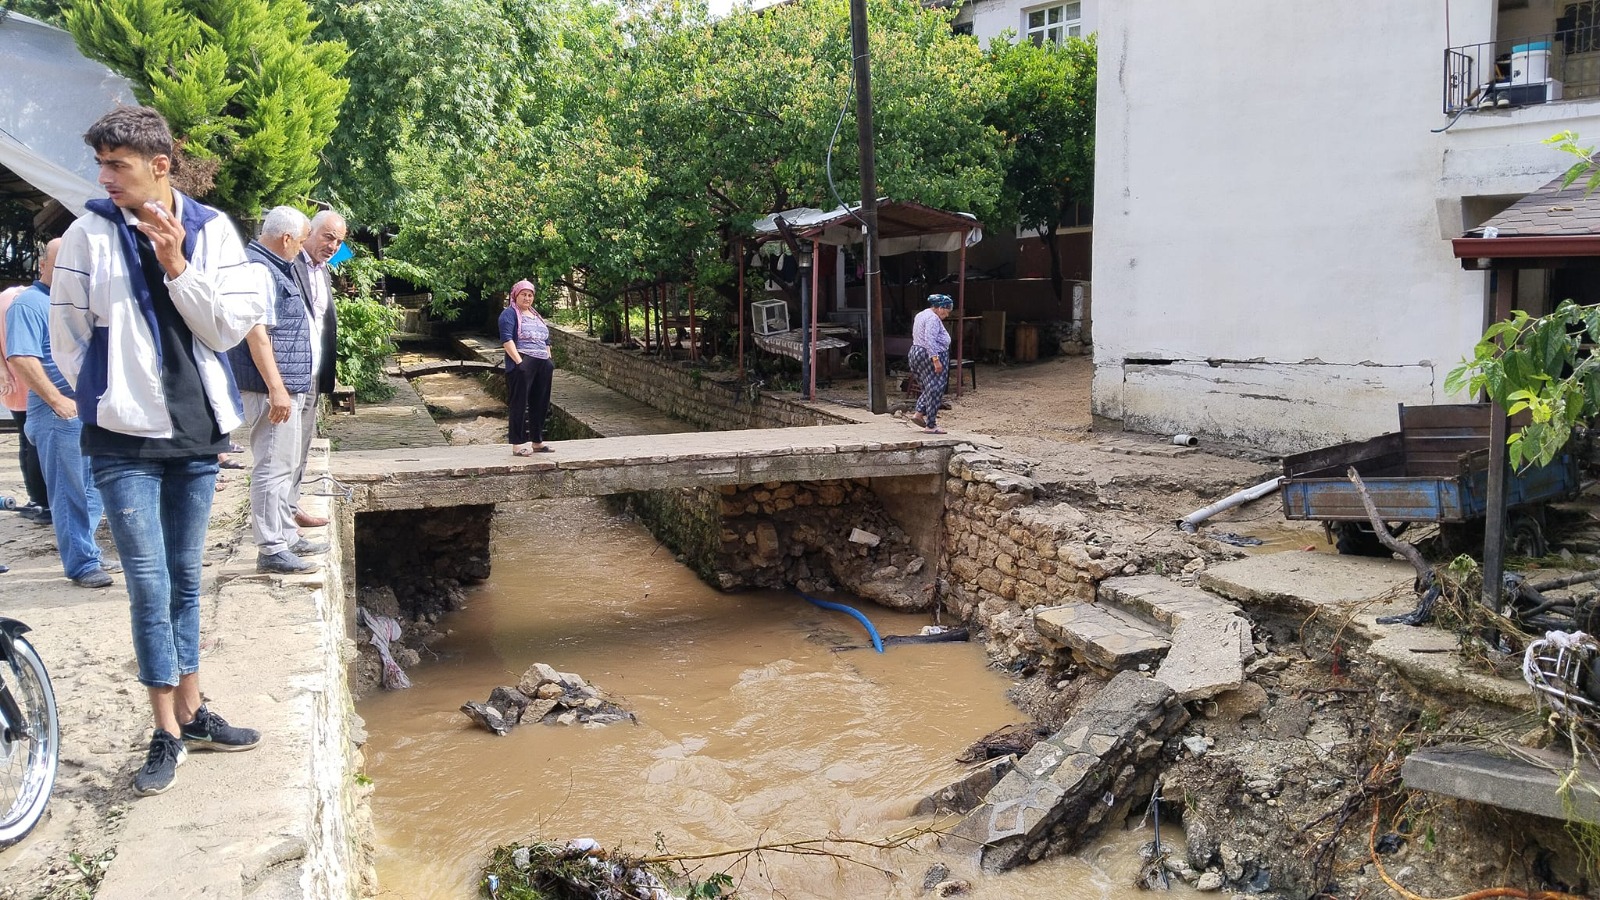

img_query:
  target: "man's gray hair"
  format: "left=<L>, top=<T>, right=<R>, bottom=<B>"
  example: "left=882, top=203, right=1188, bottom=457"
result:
left=260, top=206, right=310, bottom=240
left=310, top=209, right=346, bottom=231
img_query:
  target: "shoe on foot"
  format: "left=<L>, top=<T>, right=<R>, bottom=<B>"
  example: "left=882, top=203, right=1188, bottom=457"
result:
left=72, top=567, right=114, bottom=589
left=15, top=502, right=44, bottom=518
left=293, top=509, right=329, bottom=529
left=22, top=507, right=51, bottom=526
left=101, top=559, right=123, bottom=575
left=133, top=729, right=187, bottom=796
left=257, top=550, right=321, bottom=575
left=289, top=538, right=328, bottom=556
left=180, top=705, right=261, bottom=752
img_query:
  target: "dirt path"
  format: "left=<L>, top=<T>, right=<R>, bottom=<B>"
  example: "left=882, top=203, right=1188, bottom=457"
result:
left=0, top=434, right=261, bottom=900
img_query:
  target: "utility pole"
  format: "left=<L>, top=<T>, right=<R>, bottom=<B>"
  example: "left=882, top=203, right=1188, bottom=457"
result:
left=850, top=0, right=887, bottom=414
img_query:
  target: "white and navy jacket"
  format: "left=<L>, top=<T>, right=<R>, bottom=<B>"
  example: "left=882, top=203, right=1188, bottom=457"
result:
left=50, top=191, right=268, bottom=438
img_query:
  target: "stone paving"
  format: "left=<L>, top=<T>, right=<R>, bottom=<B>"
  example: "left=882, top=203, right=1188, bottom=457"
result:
left=323, top=372, right=449, bottom=452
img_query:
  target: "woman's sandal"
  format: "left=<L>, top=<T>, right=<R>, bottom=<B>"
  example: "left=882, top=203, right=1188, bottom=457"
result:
left=512, top=445, right=535, bottom=457
left=922, top=426, right=947, bottom=434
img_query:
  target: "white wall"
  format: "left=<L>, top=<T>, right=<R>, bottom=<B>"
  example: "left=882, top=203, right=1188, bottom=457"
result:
left=1090, top=0, right=1600, bottom=452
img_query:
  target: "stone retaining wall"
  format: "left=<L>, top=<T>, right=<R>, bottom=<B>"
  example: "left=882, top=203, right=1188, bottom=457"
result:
left=548, top=326, right=854, bottom=431
left=939, top=448, right=1203, bottom=665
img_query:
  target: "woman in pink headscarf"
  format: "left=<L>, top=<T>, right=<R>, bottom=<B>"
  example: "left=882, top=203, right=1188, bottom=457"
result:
left=498, top=279, right=554, bottom=456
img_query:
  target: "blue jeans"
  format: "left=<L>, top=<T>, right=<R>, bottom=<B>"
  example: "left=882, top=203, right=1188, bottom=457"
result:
left=90, top=455, right=218, bottom=688
left=23, top=407, right=101, bottom=579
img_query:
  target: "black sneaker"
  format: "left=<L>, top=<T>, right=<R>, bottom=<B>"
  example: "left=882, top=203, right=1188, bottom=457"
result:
left=180, top=705, right=261, bottom=752
left=133, top=729, right=187, bottom=796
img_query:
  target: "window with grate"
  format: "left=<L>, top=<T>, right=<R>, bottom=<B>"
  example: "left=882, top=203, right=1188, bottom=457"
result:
left=1025, top=1, right=1081, bottom=46
left=1561, top=1, right=1600, bottom=54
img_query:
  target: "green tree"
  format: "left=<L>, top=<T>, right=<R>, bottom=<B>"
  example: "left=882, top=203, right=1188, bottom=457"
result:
left=2, top=0, right=67, bottom=24
left=306, top=0, right=551, bottom=230
left=1549, top=130, right=1600, bottom=194
left=986, top=32, right=1096, bottom=303
left=386, top=0, right=1007, bottom=332
left=62, top=0, right=349, bottom=221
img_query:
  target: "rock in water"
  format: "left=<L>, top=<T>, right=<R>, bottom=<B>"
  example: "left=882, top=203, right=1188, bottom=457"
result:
left=461, top=701, right=510, bottom=736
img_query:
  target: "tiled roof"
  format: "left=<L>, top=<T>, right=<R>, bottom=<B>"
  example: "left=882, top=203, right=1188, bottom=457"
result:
left=1468, top=174, right=1600, bottom=237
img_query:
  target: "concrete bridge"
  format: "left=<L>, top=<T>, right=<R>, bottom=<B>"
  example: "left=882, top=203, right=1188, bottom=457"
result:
left=333, top=421, right=962, bottom=512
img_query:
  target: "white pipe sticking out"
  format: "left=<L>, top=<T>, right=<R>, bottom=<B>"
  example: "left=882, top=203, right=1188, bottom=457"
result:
left=1178, top=477, right=1285, bottom=533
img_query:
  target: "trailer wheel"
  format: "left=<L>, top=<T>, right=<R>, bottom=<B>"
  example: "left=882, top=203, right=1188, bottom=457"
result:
left=1335, top=522, right=1409, bottom=556
left=1507, top=514, right=1548, bottom=559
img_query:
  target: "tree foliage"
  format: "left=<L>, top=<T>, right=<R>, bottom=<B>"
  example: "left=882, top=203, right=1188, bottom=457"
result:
left=63, top=0, right=349, bottom=221
left=379, top=0, right=1008, bottom=325
left=1446, top=301, right=1600, bottom=471
left=986, top=32, right=1096, bottom=301
left=1549, top=130, right=1600, bottom=195
left=306, top=0, right=551, bottom=229
left=2, top=0, right=67, bottom=24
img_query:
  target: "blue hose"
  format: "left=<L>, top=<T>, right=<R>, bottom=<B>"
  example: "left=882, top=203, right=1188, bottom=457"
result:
left=795, top=590, right=884, bottom=653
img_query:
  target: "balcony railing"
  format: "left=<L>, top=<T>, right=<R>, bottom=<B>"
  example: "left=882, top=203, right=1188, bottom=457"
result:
left=1444, top=26, right=1600, bottom=115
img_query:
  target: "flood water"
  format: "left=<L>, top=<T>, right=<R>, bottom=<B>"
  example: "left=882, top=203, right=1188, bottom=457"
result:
left=360, top=499, right=1199, bottom=898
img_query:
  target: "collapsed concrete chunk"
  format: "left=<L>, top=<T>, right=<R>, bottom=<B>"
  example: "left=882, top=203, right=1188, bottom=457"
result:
left=947, top=671, right=1188, bottom=871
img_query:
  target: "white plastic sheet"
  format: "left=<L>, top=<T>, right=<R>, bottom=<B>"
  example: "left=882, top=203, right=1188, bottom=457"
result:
left=0, top=12, right=137, bottom=215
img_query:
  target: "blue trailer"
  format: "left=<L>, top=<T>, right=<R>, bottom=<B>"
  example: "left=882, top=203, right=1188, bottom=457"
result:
left=1280, top=404, right=1581, bottom=556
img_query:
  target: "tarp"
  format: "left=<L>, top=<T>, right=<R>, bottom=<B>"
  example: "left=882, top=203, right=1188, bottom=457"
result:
left=0, top=11, right=138, bottom=215
left=751, top=200, right=983, bottom=256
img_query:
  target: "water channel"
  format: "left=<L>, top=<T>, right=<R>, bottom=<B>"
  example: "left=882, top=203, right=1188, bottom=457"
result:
left=360, top=498, right=1201, bottom=898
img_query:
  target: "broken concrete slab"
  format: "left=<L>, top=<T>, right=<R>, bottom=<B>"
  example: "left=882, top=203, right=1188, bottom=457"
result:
left=948, top=671, right=1188, bottom=871
left=1367, top=629, right=1534, bottom=711
left=1201, top=552, right=1533, bottom=711
left=1199, top=553, right=1415, bottom=618
left=1099, top=574, right=1244, bottom=629
left=1153, top=611, right=1253, bottom=702
left=1402, top=744, right=1600, bottom=823
left=1034, top=602, right=1170, bottom=673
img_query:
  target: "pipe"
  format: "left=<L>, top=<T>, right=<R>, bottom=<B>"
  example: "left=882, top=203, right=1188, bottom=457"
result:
left=1172, top=434, right=1198, bottom=447
left=795, top=589, right=884, bottom=653
left=1178, top=477, right=1284, bottom=533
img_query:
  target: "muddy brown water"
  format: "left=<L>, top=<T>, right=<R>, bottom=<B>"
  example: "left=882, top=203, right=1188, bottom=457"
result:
left=360, top=499, right=1201, bottom=898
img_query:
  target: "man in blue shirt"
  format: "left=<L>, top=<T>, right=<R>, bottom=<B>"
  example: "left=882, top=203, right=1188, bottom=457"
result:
left=4, top=238, right=114, bottom=588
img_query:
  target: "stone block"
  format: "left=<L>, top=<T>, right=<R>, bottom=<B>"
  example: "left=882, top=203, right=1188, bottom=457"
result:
left=1401, top=744, right=1600, bottom=823
left=1099, top=575, right=1243, bottom=629
left=1153, top=612, right=1252, bottom=702
left=1035, top=603, right=1170, bottom=673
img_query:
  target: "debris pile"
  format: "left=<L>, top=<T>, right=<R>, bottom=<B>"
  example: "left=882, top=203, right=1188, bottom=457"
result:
left=481, top=839, right=678, bottom=900
left=461, top=663, right=635, bottom=736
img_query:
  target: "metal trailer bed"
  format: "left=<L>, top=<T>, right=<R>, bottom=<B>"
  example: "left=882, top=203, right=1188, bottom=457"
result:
left=1280, top=403, right=1580, bottom=556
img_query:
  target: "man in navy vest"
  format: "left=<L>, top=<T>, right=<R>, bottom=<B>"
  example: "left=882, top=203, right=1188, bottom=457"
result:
left=229, top=206, right=324, bottom=575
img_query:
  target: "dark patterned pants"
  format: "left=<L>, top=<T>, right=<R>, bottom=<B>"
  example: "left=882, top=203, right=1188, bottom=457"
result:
left=908, top=346, right=948, bottom=427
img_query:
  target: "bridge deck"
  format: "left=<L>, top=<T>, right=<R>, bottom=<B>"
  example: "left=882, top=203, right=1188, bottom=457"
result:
left=334, top=421, right=964, bottom=511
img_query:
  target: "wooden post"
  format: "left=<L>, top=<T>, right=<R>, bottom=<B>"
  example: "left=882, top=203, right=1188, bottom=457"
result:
left=688, top=284, right=698, bottom=363
left=622, top=291, right=630, bottom=345
left=1481, top=268, right=1518, bottom=619
left=642, top=286, right=651, bottom=354
left=737, top=240, right=746, bottom=378
left=954, top=230, right=969, bottom=398
left=809, top=239, right=821, bottom=400
left=851, top=0, right=886, bottom=414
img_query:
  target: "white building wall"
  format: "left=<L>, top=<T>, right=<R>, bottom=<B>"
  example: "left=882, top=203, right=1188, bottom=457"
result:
left=963, top=0, right=1097, bottom=49
left=1091, top=0, right=1600, bottom=453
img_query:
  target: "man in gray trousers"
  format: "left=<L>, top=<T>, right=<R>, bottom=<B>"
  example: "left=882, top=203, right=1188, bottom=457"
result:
left=287, top=209, right=345, bottom=530
left=230, top=206, right=325, bottom=574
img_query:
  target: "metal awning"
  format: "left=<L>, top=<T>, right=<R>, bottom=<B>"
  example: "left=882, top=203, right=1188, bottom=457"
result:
left=750, top=200, right=982, bottom=256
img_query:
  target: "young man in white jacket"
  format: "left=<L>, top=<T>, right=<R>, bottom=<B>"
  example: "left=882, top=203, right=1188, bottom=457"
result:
left=51, top=106, right=270, bottom=797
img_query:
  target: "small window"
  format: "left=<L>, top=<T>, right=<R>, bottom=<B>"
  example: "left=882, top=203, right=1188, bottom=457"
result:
left=1025, top=1, right=1082, bottom=46
left=1562, top=1, right=1600, bottom=54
